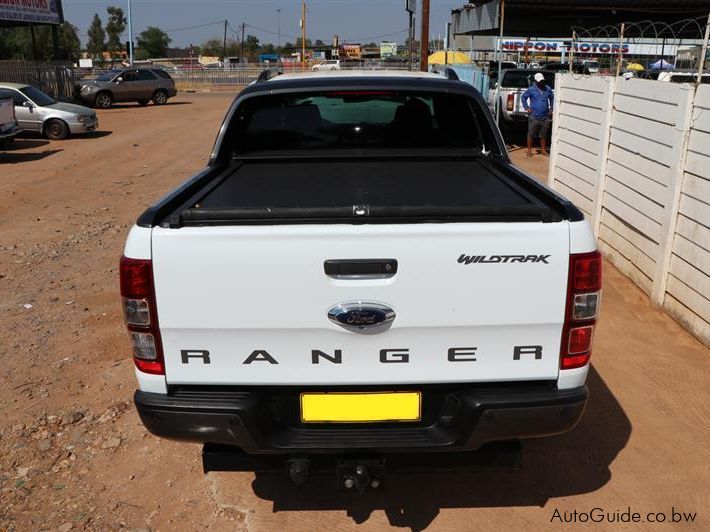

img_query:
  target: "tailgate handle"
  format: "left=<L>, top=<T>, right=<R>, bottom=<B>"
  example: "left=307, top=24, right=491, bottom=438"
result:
left=324, top=259, right=398, bottom=279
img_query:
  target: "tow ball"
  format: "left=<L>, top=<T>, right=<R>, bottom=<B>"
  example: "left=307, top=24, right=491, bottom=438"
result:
left=337, top=458, right=385, bottom=493
left=285, top=457, right=385, bottom=492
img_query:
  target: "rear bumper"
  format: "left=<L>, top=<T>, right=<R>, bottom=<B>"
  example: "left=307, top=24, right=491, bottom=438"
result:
left=500, top=111, right=529, bottom=124
left=135, top=384, right=588, bottom=454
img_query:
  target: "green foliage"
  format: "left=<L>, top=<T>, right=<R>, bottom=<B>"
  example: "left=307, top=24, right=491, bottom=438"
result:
left=199, top=37, right=243, bottom=58
left=136, top=26, right=172, bottom=59
left=87, top=13, right=106, bottom=58
left=106, top=6, right=127, bottom=55
left=0, top=23, right=81, bottom=61
left=244, top=34, right=259, bottom=53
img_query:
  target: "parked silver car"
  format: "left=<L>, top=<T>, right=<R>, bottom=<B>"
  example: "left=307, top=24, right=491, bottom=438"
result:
left=74, top=67, right=178, bottom=109
left=0, top=83, right=98, bottom=140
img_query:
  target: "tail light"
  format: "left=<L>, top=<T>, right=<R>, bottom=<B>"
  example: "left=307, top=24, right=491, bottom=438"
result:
left=120, top=256, right=164, bottom=375
left=560, top=251, right=602, bottom=370
left=506, top=93, right=515, bottom=111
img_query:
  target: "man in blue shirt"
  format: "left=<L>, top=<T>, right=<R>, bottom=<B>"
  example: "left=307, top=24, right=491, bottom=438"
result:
left=522, top=72, right=554, bottom=157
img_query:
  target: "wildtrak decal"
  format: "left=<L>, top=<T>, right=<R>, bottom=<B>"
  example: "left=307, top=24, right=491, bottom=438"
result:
left=458, top=254, right=551, bottom=264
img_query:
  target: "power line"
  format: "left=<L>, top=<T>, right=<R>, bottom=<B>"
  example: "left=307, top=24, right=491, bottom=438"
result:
left=162, top=20, right=224, bottom=33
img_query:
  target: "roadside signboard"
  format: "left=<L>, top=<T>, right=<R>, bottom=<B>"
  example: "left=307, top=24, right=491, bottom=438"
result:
left=405, top=0, right=417, bottom=14
left=381, top=42, right=398, bottom=59
left=502, top=39, right=681, bottom=57
left=0, top=0, right=64, bottom=25
left=341, top=44, right=362, bottom=60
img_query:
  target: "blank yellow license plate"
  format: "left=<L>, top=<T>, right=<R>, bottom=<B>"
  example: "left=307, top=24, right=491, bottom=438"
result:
left=300, top=392, right=421, bottom=423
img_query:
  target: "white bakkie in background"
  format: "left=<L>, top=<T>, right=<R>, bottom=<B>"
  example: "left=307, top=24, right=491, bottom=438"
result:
left=120, top=71, right=601, bottom=480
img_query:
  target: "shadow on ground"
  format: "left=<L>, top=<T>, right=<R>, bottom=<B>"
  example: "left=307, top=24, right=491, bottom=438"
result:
left=16, top=130, right=113, bottom=141
left=250, top=367, right=630, bottom=531
left=105, top=101, right=192, bottom=109
left=4, top=138, right=51, bottom=150
left=0, top=149, right=63, bottom=163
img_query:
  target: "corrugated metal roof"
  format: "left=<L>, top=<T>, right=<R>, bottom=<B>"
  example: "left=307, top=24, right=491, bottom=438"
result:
left=466, top=0, right=709, bottom=8
left=452, top=1, right=710, bottom=37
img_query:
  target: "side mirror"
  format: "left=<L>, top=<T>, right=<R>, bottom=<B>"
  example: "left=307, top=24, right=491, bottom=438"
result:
left=22, top=100, right=34, bottom=110
left=116, top=77, right=123, bottom=83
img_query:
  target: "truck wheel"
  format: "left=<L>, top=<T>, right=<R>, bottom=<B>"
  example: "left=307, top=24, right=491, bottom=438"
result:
left=94, top=92, right=113, bottom=109
left=45, top=119, right=69, bottom=140
left=152, top=90, right=168, bottom=105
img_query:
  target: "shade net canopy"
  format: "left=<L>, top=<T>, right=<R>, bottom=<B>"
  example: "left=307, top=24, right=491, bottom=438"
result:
left=451, top=1, right=710, bottom=38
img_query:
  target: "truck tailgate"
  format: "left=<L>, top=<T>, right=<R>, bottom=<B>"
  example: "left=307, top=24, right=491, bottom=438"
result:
left=151, top=222, right=569, bottom=385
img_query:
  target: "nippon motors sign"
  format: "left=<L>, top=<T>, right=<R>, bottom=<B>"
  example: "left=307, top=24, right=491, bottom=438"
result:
left=0, top=0, right=64, bottom=25
left=503, top=40, right=630, bottom=55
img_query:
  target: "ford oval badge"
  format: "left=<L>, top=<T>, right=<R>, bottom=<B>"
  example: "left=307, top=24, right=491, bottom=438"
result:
left=328, top=302, right=396, bottom=334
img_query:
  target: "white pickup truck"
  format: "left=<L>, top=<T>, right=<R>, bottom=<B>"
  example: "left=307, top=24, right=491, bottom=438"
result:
left=0, top=97, right=19, bottom=147
left=121, top=71, right=601, bottom=488
left=488, top=69, right=555, bottom=132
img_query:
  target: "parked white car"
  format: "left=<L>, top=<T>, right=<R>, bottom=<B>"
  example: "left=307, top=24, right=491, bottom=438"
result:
left=657, top=71, right=710, bottom=84
left=312, top=60, right=341, bottom=71
left=581, top=60, right=600, bottom=74
left=0, top=83, right=98, bottom=140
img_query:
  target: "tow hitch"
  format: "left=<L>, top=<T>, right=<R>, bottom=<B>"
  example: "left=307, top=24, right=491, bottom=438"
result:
left=202, top=441, right=521, bottom=491
left=337, top=458, right=385, bottom=493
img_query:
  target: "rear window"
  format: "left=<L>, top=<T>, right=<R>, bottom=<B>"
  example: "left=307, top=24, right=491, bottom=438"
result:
left=232, top=90, right=488, bottom=155
left=153, top=69, right=173, bottom=80
left=501, top=71, right=555, bottom=89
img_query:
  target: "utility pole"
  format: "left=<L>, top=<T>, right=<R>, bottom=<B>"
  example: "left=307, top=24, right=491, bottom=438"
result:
left=301, top=1, right=307, bottom=68
left=127, top=0, right=134, bottom=65
left=241, top=22, right=246, bottom=60
left=223, top=19, right=227, bottom=63
left=408, top=10, right=413, bottom=70
left=420, top=0, right=430, bottom=71
left=277, top=8, right=282, bottom=48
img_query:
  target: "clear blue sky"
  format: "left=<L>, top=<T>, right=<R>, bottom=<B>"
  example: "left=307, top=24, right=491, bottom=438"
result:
left=62, top=0, right=465, bottom=48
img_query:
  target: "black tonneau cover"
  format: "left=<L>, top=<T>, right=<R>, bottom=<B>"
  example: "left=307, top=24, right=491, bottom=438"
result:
left=172, top=157, right=563, bottom=227
left=136, top=76, right=584, bottom=228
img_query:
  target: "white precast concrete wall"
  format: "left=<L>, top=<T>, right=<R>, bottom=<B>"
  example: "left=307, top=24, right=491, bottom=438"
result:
left=549, top=75, right=710, bottom=345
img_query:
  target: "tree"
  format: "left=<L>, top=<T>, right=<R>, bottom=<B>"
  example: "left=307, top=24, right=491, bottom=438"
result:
left=314, top=39, right=324, bottom=47
left=244, top=34, right=259, bottom=58
left=200, top=38, right=223, bottom=56
left=0, top=23, right=80, bottom=61
left=136, top=26, right=171, bottom=59
left=87, top=13, right=106, bottom=58
left=106, top=6, right=127, bottom=55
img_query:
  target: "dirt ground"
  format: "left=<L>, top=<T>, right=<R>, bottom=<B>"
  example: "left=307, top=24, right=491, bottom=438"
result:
left=1, top=92, right=708, bottom=532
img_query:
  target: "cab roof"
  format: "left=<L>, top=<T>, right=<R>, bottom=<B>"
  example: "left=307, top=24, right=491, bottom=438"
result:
left=241, top=69, right=473, bottom=98
left=269, top=70, right=448, bottom=82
